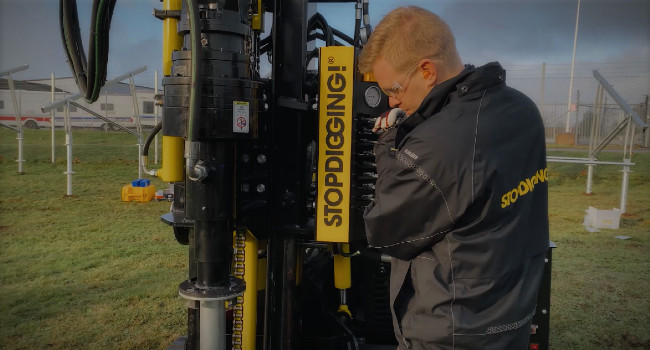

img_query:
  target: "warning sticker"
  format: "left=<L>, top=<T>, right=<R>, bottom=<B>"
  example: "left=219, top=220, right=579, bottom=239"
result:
left=233, top=101, right=249, bottom=133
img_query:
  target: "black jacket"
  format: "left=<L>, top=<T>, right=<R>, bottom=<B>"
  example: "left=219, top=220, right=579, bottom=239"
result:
left=363, top=62, right=549, bottom=349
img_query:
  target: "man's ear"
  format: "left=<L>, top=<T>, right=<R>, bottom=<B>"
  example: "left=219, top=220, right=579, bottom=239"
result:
left=419, top=59, right=437, bottom=87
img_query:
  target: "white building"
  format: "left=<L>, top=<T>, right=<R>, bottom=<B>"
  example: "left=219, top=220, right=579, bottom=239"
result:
left=0, top=77, right=158, bottom=130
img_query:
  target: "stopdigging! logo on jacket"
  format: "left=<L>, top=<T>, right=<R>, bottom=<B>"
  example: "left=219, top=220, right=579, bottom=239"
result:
left=501, top=168, right=548, bottom=208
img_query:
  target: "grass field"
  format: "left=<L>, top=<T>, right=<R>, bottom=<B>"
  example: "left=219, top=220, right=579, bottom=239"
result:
left=1, top=129, right=649, bottom=349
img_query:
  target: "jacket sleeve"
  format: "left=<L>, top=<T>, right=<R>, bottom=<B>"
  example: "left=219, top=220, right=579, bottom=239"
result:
left=363, top=128, right=473, bottom=260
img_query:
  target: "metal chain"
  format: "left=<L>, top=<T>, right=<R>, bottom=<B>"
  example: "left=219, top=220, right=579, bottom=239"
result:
left=231, top=228, right=247, bottom=350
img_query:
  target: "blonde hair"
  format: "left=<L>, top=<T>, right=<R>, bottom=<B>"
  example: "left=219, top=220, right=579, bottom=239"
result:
left=358, top=6, right=461, bottom=74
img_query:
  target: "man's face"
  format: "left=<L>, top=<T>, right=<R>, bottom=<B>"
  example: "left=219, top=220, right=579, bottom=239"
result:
left=372, top=58, right=431, bottom=116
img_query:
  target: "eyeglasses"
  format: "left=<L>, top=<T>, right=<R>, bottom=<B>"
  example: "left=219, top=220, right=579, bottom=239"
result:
left=379, top=64, right=420, bottom=98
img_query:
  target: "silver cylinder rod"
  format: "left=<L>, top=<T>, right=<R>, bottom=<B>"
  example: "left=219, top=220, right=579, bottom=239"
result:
left=200, top=300, right=226, bottom=350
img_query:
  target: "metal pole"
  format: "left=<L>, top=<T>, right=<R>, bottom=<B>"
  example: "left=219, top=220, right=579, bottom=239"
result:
left=7, top=73, right=25, bottom=174
left=199, top=300, right=227, bottom=350
left=619, top=119, right=633, bottom=213
left=565, top=0, right=581, bottom=132
left=0, top=64, right=29, bottom=77
left=597, top=96, right=606, bottom=145
left=51, top=73, right=56, bottom=164
left=585, top=85, right=602, bottom=195
left=540, top=62, right=546, bottom=112
left=129, top=76, right=143, bottom=178
left=586, top=163, right=594, bottom=194
left=575, top=90, right=580, bottom=145
left=643, top=95, right=650, bottom=148
left=138, top=135, right=144, bottom=179
left=64, top=101, right=74, bottom=196
left=620, top=160, right=631, bottom=213
left=16, top=131, right=24, bottom=175
left=588, top=85, right=601, bottom=156
left=154, top=70, right=159, bottom=164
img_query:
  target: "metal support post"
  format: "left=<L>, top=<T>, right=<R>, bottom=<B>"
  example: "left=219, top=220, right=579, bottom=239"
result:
left=6, top=73, right=25, bottom=174
left=619, top=117, right=634, bottom=213
left=16, top=131, right=24, bottom=175
left=64, top=101, right=74, bottom=196
left=643, top=95, right=650, bottom=148
left=138, top=134, right=144, bottom=179
left=51, top=73, right=56, bottom=164
left=585, top=162, right=594, bottom=194
left=620, top=160, right=631, bottom=213
left=154, top=70, right=159, bottom=164
left=129, top=76, right=143, bottom=178
left=574, top=90, right=580, bottom=145
left=565, top=0, right=580, bottom=133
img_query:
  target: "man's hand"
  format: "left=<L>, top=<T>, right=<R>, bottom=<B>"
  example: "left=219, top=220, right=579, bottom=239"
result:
left=372, top=108, right=405, bottom=133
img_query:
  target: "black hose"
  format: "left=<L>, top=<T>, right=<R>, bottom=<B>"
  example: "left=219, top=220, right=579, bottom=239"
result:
left=59, top=0, right=116, bottom=103
left=85, top=0, right=100, bottom=101
left=308, top=13, right=334, bottom=46
left=186, top=0, right=202, bottom=142
left=142, top=121, right=163, bottom=157
left=307, top=33, right=344, bottom=47
left=305, top=48, right=319, bottom=67
left=60, top=0, right=89, bottom=95
left=59, top=1, right=78, bottom=91
left=354, top=0, right=361, bottom=47
left=331, top=28, right=354, bottom=46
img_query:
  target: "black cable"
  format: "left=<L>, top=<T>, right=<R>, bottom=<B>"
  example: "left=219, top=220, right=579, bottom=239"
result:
left=307, top=33, right=344, bottom=47
left=59, top=0, right=116, bottom=103
left=186, top=0, right=202, bottom=142
left=60, top=0, right=89, bottom=95
left=308, top=13, right=334, bottom=46
left=331, top=27, right=354, bottom=46
left=354, top=1, right=361, bottom=48
left=142, top=121, right=163, bottom=157
left=94, top=0, right=117, bottom=100
left=305, top=48, right=319, bottom=68
left=59, top=1, right=78, bottom=91
left=324, top=309, right=360, bottom=350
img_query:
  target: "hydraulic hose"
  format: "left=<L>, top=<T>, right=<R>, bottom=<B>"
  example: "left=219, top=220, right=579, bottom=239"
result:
left=185, top=0, right=201, bottom=143
left=141, top=121, right=163, bottom=176
left=59, top=0, right=117, bottom=103
left=308, top=13, right=334, bottom=46
left=363, top=0, right=370, bottom=28
left=143, top=121, right=163, bottom=157
left=185, top=0, right=204, bottom=181
left=354, top=0, right=361, bottom=47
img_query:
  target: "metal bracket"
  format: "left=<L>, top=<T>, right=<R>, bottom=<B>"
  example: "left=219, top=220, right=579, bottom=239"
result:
left=153, top=9, right=181, bottom=20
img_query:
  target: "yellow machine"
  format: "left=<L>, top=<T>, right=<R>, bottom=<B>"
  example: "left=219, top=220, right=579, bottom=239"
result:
left=61, top=0, right=394, bottom=349
left=59, top=0, right=553, bottom=348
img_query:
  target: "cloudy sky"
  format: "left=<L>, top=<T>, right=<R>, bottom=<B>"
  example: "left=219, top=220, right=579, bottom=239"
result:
left=1, top=0, right=648, bottom=92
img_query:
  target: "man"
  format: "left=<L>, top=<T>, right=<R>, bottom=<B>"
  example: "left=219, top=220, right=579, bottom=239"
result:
left=360, top=6, right=549, bottom=350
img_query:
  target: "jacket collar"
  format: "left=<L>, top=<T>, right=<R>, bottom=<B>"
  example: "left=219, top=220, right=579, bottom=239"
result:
left=395, top=62, right=506, bottom=145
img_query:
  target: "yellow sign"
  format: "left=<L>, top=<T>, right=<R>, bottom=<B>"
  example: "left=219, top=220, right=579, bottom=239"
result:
left=316, top=46, right=354, bottom=243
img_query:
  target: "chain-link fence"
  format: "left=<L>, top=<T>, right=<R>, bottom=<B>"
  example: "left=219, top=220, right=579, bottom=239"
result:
left=504, top=62, right=649, bottom=146
left=504, top=62, right=650, bottom=178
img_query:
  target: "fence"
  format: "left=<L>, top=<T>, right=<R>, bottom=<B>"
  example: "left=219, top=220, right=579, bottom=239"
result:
left=541, top=102, right=648, bottom=146
left=504, top=62, right=650, bottom=148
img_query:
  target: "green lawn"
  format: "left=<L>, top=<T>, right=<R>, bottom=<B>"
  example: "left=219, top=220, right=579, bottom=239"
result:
left=1, top=129, right=648, bottom=349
